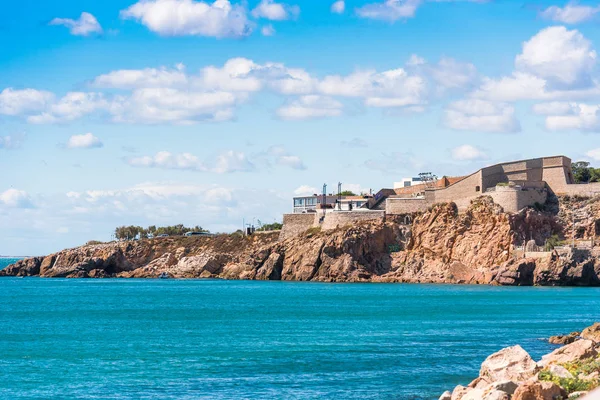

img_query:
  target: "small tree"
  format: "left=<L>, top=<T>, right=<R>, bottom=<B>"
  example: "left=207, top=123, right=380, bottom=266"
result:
left=339, top=190, right=357, bottom=196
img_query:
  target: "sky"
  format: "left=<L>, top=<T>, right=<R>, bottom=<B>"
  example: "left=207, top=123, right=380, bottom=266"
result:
left=2, top=0, right=600, bottom=255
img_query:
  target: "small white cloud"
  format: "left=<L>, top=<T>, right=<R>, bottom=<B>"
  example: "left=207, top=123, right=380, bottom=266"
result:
left=341, top=137, right=368, bottom=148
left=127, top=150, right=255, bottom=173
left=0, top=88, right=54, bottom=116
left=0, top=134, right=25, bottom=150
left=66, top=133, right=104, bottom=149
left=0, top=189, right=34, bottom=208
left=543, top=103, right=600, bottom=132
left=540, top=2, right=600, bottom=24
left=443, top=99, right=521, bottom=133
left=331, top=0, right=345, bottom=13
left=355, top=0, right=421, bottom=22
left=261, top=24, right=276, bottom=36
left=252, top=0, right=299, bottom=21
left=120, top=0, right=253, bottom=38
left=451, top=144, right=487, bottom=161
left=277, top=95, right=343, bottom=120
left=586, top=148, right=600, bottom=161
left=92, top=65, right=188, bottom=89
left=28, top=92, right=109, bottom=124
left=50, top=12, right=103, bottom=36
left=294, top=185, right=318, bottom=196
left=532, top=101, right=578, bottom=115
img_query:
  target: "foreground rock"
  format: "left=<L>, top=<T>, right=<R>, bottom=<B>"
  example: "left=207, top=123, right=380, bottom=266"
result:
left=2, top=195, right=600, bottom=284
left=443, top=322, right=600, bottom=400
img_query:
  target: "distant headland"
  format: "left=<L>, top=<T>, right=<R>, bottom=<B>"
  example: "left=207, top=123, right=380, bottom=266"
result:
left=1, top=155, right=600, bottom=285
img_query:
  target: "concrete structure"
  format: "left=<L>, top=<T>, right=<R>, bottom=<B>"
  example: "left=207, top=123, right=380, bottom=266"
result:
left=280, top=155, right=600, bottom=240
left=293, top=194, right=370, bottom=213
left=393, top=177, right=422, bottom=189
left=280, top=210, right=384, bottom=240
left=384, top=156, right=600, bottom=214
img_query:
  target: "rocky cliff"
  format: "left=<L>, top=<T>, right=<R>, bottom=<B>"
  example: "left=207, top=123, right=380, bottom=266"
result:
left=2, top=195, right=600, bottom=285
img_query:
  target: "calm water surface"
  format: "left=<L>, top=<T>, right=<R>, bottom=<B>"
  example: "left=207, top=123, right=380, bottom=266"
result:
left=0, top=260, right=599, bottom=399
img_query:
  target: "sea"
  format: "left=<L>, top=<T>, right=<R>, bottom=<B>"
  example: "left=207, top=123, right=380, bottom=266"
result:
left=1, top=258, right=599, bottom=399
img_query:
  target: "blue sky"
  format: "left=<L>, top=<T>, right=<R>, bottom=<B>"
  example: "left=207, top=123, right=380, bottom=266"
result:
left=2, top=0, right=600, bottom=255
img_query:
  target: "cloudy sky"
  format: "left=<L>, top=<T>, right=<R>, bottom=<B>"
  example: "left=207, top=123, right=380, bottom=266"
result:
left=2, top=0, right=600, bottom=255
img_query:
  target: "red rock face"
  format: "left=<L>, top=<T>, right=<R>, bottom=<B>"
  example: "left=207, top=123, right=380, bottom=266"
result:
left=1, top=195, right=600, bottom=285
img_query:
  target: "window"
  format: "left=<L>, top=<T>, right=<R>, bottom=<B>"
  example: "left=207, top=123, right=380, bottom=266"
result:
left=475, top=186, right=481, bottom=192
left=306, top=197, right=317, bottom=206
left=294, top=198, right=304, bottom=206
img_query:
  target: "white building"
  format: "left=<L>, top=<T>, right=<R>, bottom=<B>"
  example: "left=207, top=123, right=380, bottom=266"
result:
left=393, top=177, right=422, bottom=190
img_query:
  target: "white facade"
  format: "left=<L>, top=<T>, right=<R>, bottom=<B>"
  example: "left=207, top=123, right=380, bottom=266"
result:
left=393, top=177, right=422, bottom=190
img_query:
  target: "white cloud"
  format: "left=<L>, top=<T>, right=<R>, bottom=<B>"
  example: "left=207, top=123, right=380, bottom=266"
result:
left=515, top=26, right=596, bottom=89
left=28, top=92, right=109, bottom=124
left=49, top=12, right=103, bottom=36
left=251, top=0, right=299, bottom=20
left=532, top=101, right=578, bottom=115
left=66, top=133, right=104, bottom=149
left=331, top=0, right=345, bottom=13
left=111, top=88, right=242, bottom=124
left=0, top=88, right=54, bottom=116
left=120, top=0, right=252, bottom=38
left=356, top=0, right=421, bottom=21
left=451, top=144, right=487, bottom=161
left=540, top=2, right=600, bottom=24
left=261, top=24, right=275, bottom=36
left=586, top=148, right=600, bottom=161
left=277, top=95, right=343, bottom=120
left=92, top=65, right=188, bottom=89
left=294, top=185, right=317, bottom=196
left=443, top=99, right=521, bottom=133
left=341, top=137, right=368, bottom=148
left=0, top=189, right=34, bottom=208
left=127, top=150, right=255, bottom=173
left=543, top=103, right=600, bottom=131
left=0, top=134, right=25, bottom=150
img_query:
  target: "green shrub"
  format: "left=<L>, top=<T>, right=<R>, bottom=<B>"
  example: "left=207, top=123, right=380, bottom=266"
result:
left=86, top=240, right=103, bottom=246
left=545, top=234, right=564, bottom=251
left=305, top=226, right=321, bottom=236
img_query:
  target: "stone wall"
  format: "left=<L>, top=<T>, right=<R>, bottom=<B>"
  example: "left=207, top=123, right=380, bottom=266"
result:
left=320, top=211, right=385, bottom=230
left=488, top=187, right=548, bottom=213
left=279, top=213, right=316, bottom=240
left=386, top=198, right=429, bottom=214
left=429, top=171, right=483, bottom=211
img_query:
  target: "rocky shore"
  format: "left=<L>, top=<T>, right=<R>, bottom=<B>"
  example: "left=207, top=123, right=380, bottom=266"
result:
left=440, top=323, right=600, bottom=400
left=1, top=195, right=600, bottom=284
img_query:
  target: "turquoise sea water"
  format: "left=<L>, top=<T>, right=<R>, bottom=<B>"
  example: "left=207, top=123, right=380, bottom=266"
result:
left=0, top=267, right=599, bottom=399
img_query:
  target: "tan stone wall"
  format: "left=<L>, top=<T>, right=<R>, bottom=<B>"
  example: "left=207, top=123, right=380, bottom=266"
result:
left=386, top=198, right=430, bottom=214
left=320, top=211, right=385, bottom=230
left=279, top=213, right=316, bottom=240
left=429, top=171, right=483, bottom=211
left=488, top=188, right=547, bottom=213
left=559, top=182, right=600, bottom=197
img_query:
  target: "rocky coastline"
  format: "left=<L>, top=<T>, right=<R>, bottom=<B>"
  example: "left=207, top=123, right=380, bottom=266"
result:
left=1, top=195, right=600, bottom=285
left=439, top=323, right=600, bottom=400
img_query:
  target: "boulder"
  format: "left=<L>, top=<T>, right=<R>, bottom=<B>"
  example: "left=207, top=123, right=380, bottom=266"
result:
left=512, top=381, right=566, bottom=400
left=581, top=322, right=600, bottom=343
left=549, top=332, right=580, bottom=345
left=483, top=390, right=510, bottom=400
left=452, top=385, right=470, bottom=400
left=548, top=364, right=573, bottom=379
left=439, top=391, right=452, bottom=400
left=479, top=345, right=538, bottom=384
left=539, top=339, right=597, bottom=367
left=490, top=380, right=518, bottom=395
left=462, top=389, right=485, bottom=400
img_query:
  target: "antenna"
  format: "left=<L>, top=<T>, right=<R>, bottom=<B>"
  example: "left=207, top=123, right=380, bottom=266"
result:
left=337, top=182, right=342, bottom=211
left=322, top=183, right=327, bottom=216
left=419, top=172, right=438, bottom=189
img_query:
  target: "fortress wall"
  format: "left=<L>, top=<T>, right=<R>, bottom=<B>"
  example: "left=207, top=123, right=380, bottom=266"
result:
left=386, top=198, right=430, bottom=214
left=542, top=166, right=573, bottom=192
left=488, top=189, right=547, bottom=213
left=559, top=183, right=600, bottom=197
left=430, top=172, right=483, bottom=211
left=279, top=213, right=316, bottom=240
left=320, top=211, right=385, bottom=230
